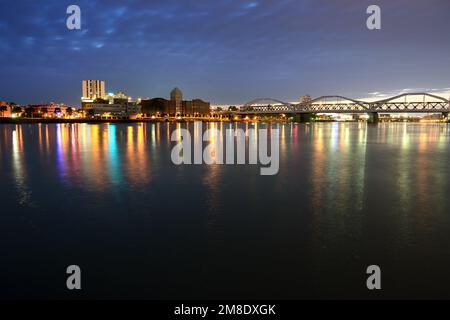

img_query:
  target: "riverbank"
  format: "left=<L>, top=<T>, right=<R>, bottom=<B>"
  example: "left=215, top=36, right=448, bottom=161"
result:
left=0, top=117, right=291, bottom=124
left=0, top=117, right=447, bottom=124
left=0, top=118, right=160, bottom=124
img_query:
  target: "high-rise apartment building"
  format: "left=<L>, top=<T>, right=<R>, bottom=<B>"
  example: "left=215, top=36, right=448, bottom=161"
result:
left=170, top=87, right=183, bottom=114
left=82, top=80, right=106, bottom=101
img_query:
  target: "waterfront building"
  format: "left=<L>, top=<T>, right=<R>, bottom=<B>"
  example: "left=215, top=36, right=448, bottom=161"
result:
left=141, top=88, right=211, bottom=116
left=82, top=80, right=106, bottom=102
left=126, top=102, right=142, bottom=117
left=107, top=91, right=130, bottom=105
left=83, top=103, right=127, bottom=119
left=183, top=99, right=211, bottom=115
left=83, top=98, right=142, bottom=119
left=170, top=87, right=183, bottom=114
left=23, top=103, right=69, bottom=118
left=299, top=95, right=312, bottom=104
left=0, top=101, right=12, bottom=117
left=141, top=98, right=169, bottom=115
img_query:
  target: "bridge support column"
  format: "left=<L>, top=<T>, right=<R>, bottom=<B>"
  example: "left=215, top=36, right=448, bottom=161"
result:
left=295, top=113, right=315, bottom=123
left=442, top=112, right=449, bottom=122
left=368, top=112, right=379, bottom=124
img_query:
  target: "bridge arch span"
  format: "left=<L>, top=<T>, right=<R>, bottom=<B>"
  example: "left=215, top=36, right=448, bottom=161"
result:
left=243, top=98, right=292, bottom=107
left=307, top=96, right=370, bottom=109
left=372, top=92, right=450, bottom=112
left=373, top=92, right=449, bottom=104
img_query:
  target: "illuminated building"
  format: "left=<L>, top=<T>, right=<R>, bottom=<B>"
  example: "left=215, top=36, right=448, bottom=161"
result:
left=299, top=95, right=312, bottom=104
left=0, top=101, right=12, bottom=117
left=83, top=95, right=142, bottom=119
left=82, top=80, right=106, bottom=102
left=83, top=103, right=127, bottom=119
left=107, top=91, right=130, bottom=105
left=19, top=104, right=70, bottom=118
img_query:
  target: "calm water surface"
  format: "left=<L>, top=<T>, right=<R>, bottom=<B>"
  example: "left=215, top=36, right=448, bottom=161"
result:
left=1, top=122, right=450, bottom=299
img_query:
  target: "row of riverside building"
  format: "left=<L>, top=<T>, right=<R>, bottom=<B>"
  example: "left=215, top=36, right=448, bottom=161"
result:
left=0, top=101, right=71, bottom=118
left=81, top=80, right=211, bottom=119
left=0, top=81, right=211, bottom=120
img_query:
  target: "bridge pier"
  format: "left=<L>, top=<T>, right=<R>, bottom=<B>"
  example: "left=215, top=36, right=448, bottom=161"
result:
left=442, top=112, right=449, bottom=122
left=294, top=113, right=315, bottom=123
left=368, top=112, right=379, bottom=124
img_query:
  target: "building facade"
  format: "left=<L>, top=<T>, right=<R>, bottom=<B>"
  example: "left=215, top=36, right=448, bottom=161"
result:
left=82, top=80, right=106, bottom=101
left=83, top=101, right=142, bottom=119
left=141, top=88, right=211, bottom=116
left=83, top=103, right=127, bottom=119
left=0, top=101, right=12, bottom=117
left=21, top=104, right=70, bottom=118
left=170, top=87, right=183, bottom=114
left=108, top=91, right=130, bottom=105
left=299, top=95, right=312, bottom=104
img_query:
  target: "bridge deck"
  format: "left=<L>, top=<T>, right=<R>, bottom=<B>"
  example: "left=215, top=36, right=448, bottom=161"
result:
left=235, top=109, right=450, bottom=114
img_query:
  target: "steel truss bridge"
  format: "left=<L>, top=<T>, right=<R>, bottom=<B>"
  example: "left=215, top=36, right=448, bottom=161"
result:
left=237, top=93, right=450, bottom=114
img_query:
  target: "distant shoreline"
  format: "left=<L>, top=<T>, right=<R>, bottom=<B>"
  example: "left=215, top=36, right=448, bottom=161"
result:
left=0, top=118, right=160, bottom=124
left=0, top=117, right=291, bottom=124
left=0, top=117, right=447, bottom=125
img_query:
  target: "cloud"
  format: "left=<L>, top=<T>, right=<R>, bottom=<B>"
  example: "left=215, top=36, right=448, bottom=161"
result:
left=1, top=0, right=450, bottom=105
left=243, top=2, right=259, bottom=9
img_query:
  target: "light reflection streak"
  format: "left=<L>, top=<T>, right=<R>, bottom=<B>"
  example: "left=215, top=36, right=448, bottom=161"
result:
left=107, top=125, right=122, bottom=185
left=11, top=125, right=32, bottom=206
left=310, top=123, right=367, bottom=252
left=203, top=122, right=223, bottom=230
left=56, top=124, right=67, bottom=181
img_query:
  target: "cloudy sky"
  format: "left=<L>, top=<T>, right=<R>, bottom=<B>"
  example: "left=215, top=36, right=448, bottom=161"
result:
left=1, top=0, right=450, bottom=106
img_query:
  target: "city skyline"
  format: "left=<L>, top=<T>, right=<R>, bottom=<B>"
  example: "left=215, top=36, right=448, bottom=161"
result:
left=4, top=79, right=450, bottom=109
left=1, top=0, right=450, bottom=106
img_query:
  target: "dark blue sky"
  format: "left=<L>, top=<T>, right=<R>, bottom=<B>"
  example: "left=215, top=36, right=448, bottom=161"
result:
left=1, top=0, right=450, bottom=106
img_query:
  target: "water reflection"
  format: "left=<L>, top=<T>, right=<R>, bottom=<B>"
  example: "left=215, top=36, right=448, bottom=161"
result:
left=2, top=122, right=450, bottom=298
left=308, top=123, right=368, bottom=255
left=11, top=125, right=33, bottom=206
left=393, top=124, right=450, bottom=242
left=1, top=122, right=449, bottom=223
left=202, top=122, right=224, bottom=229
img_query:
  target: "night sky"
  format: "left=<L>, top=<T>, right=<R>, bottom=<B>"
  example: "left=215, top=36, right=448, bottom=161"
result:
left=1, top=0, right=450, bottom=106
